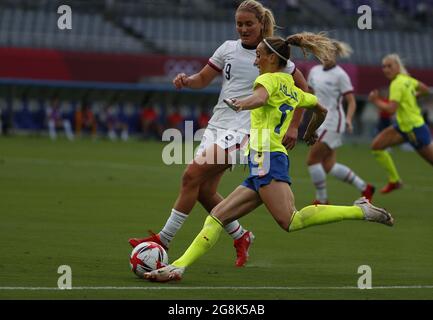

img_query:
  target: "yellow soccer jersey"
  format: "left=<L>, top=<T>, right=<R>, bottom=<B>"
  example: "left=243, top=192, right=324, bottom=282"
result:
left=249, top=72, right=318, bottom=154
left=389, top=73, right=424, bottom=132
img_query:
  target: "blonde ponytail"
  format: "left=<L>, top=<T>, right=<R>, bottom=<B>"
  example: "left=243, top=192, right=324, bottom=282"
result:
left=286, top=32, right=336, bottom=64
left=262, top=8, right=276, bottom=37
left=333, top=40, right=353, bottom=58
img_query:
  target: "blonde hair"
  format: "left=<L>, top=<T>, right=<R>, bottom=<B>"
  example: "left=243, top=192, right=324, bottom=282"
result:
left=383, top=53, right=409, bottom=75
left=285, top=32, right=336, bottom=64
left=263, top=32, right=337, bottom=67
left=237, top=0, right=276, bottom=38
left=332, top=39, right=353, bottom=58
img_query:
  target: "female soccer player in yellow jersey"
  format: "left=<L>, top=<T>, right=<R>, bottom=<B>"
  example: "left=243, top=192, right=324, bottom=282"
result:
left=143, top=35, right=394, bottom=282
left=129, top=0, right=312, bottom=268
left=369, top=54, right=433, bottom=194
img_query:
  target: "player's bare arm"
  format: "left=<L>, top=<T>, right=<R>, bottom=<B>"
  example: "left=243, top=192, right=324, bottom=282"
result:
left=344, top=93, right=357, bottom=133
left=173, top=65, right=220, bottom=90
left=231, top=85, right=269, bottom=111
left=303, top=103, right=327, bottom=145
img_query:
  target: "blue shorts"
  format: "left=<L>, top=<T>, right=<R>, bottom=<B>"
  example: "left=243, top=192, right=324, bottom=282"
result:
left=393, top=123, right=432, bottom=150
left=241, top=151, right=291, bottom=193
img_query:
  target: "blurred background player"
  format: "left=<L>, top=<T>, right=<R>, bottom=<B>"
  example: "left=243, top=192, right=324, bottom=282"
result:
left=140, top=105, right=163, bottom=140
left=46, top=96, right=74, bottom=141
left=306, top=39, right=375, bottom=204
left=99, top=103, right=129, bottom=141
left=166, top=104, right=185, bottom=136
left=129, top=0, right=311, bottom=268
left=75, top=100, right=97, bottom=139
left=143, top=36, right=394, bottom=282
left=369, top=53, right=433, bottom=193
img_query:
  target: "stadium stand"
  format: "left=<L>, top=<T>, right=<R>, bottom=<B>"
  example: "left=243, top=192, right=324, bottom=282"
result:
left=0, top=0, right=432, bottom=138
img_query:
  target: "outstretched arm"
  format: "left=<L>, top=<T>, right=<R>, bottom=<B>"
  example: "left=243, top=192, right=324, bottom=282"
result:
left=173, top=65, right=220, bottom=90
left=230, top=85, right=269, bottom=111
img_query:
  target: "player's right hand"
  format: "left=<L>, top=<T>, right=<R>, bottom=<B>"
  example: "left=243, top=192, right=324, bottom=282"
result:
left=173, top=73, right=189, bottom=89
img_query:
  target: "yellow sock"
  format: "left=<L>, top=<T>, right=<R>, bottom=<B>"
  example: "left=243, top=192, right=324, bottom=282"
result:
left=289, top=205, right=364, bottom=232
left=172, top=215, right=223, bottom=268
left=372, top=150, right=401, bottom=183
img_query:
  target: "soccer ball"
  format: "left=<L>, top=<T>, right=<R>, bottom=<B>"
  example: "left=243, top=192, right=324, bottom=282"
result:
left=129, top=241, right=168, bottom=278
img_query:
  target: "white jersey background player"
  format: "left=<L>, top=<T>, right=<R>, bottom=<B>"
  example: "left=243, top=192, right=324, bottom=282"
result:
left=129, top=0, right=309, bottom=268
left=306, top=39, right=375, bottom=205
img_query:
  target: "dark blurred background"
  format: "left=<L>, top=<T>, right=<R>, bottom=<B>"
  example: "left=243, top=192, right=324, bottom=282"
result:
left=0, top=0, right=432, bottom=141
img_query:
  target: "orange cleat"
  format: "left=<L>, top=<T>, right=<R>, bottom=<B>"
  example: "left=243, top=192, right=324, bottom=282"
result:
left=362, top=184, right=376, bottom=202
left=380, top=181, right=403, bottom=194
left=128, top=230, right=167, bottom=250
left=234, top=231, right=255, bottom=267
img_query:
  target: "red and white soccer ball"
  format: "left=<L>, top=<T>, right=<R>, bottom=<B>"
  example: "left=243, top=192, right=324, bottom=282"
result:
left=129, top=241, right=168, bottom=278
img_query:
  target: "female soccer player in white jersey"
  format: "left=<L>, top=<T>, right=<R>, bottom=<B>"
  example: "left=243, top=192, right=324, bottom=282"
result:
left=142, top=35, right=394, bottom=283
left=369, top=54, right=432, bottom=194
left=306, top=40, right=375, bottom=204
left=129, top=0, right=311, bottom=267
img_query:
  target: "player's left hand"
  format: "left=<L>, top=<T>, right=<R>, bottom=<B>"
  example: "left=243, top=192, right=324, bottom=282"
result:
left=346, top=119, right=353, bottom=134
left=283, top=127, right=298, bottom=150
left=303, top=132, right=318, bottom=146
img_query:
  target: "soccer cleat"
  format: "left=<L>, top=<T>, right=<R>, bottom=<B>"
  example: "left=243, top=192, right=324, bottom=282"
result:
left=128, top=230, right=168, bottom=250
left=380, top=181, right=403, bottom=194
left=143, top=264, right=185, bottom=282
left=312, top=199, right=329, bottom=205
left=362, top=184, right=376, bottom=202
left=234, top=231, right=255, bottom=267
left=354, top=197, right=394, bottom=226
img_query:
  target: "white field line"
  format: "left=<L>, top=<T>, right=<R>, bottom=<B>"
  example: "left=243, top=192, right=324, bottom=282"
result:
left=1, top=285, right=433, bottom=291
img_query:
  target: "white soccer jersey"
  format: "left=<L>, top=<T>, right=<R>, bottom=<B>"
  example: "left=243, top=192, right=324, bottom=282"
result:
left=207, top=40, right=296, bottom=134
left=307, top=65, right=354, bottom=133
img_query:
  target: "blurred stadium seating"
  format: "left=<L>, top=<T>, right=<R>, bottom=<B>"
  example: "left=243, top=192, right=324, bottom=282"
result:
left=0, top=0, right=432, bottom=138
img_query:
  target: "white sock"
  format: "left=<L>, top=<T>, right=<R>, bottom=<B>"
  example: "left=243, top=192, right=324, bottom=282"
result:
left=48, top=120, right=56, bottom=140
left=224, top=220, right=246, bottom=240
left=308, top=163, right=328, bottom=202
left=121, top=129, right=129, bottom=141
left=329, top=163, right=366, bottom=192
left=63, top=120, right=74, bottom=141
left=159, top=208, right=188, bottom=248
left=108, top=130, right=117, bottom=141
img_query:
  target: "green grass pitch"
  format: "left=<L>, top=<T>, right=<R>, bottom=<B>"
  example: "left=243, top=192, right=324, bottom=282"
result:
left=0, top=136, right=432, bottom=300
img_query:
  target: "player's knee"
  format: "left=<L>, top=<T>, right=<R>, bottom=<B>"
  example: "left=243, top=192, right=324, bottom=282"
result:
left=371, top=139, right=383, bottom=151
left=322, top=161, right=333, bottom=173
left=181, top=167, right=201, bottom=188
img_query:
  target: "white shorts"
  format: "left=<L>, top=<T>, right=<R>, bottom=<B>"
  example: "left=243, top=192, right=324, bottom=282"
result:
left=195, top=124, right=249, bottom=165
left=317, top=128, right=343, bottom=149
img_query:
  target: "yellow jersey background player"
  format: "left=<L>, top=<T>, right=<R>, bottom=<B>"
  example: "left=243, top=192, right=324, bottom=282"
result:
left=143, top=35, right=394, bottom=282
left=369, top=54, right=432, bottom=194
